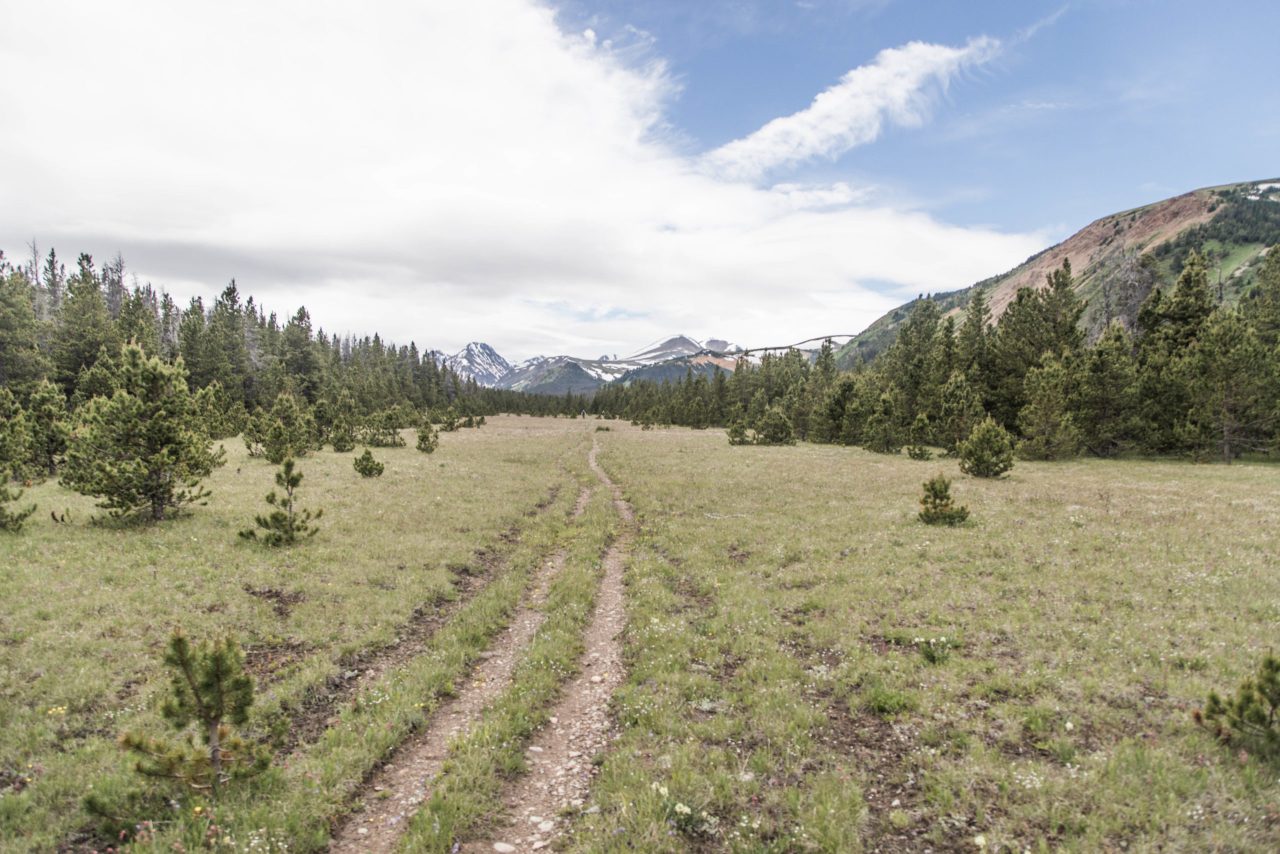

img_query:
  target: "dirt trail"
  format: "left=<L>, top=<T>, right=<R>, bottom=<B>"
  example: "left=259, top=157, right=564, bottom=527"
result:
left=328, top=486, right=593, bottom=854
left=471, top=440, right=633, bottom=853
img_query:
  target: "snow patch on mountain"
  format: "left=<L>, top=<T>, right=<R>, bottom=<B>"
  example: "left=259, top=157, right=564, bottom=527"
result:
left=443, top=342, right=512, bottom=386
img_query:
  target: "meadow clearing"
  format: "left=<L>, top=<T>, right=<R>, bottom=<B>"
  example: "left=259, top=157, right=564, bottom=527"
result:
left=1, top=416, right=1277, bottom=852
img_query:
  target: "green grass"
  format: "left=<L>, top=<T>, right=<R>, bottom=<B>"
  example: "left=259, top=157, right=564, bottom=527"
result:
left=397, top=488, right=616, bottom=851
left=3, top=417, right=1279, bottom=851
left=570, top=424, right=1280, bottom=852
left=0, top=417, right=590, bottom=851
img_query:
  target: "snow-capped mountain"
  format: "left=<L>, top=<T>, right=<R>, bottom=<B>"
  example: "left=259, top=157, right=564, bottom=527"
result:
left=442, top=342, right=512, bottom=387
left=434, top=335, right=745, bottom=395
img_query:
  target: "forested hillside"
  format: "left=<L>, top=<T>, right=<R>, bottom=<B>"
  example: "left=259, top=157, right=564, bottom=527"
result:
left=837, top=180, right=1280, bottom=365
left=589, top=248, right=1280, bottom=463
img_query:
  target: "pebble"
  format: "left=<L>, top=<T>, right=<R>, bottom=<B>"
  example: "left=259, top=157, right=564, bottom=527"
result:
left=356, top=828, right=368, bottom=836
left=538, top=820, right=554, bottom=832
left=493, top=844, right=516, bottom=853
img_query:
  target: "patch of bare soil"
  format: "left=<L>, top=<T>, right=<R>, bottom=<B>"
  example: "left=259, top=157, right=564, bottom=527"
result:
left=243, top=584, right=306, bottom=618
left=327, top=487, right=593, bottom=854
left=469, top=442, right=633, bottom=853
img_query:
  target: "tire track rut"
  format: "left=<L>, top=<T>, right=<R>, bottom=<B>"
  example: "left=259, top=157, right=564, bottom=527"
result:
left=328, top=486, right=593, bottom=853
left=471, top=440, right=633, bottom=853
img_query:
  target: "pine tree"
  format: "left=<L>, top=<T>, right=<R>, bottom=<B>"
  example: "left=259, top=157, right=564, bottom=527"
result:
left=70, top=345, right=121, bottom=410
left=416, top=420, right=439, bottom=453
left=1176, top=309, right=1272, bottom=462
left=0, top=481, right=36, bottom=532
left=863, top=391, right=902, bottom=454
left=361, top=409, right=406, bottom=447
left=1245, top=246, right=1280, bottom=350
left=192, top=382, right=241, bottom=440
left=937, top=371, right=984, bottom=455
left=989, top=260, right=1085, bottom=428
left=242, top=409, right=269, bottom=458
left=753, top=404, right=796, bottom=446
left=906, top=413, right=934, bottom=460
left=117, top=630, right=267, bottom=798
left=1076, top=323, right=1140, bottom=457
left=329, top=397, right=358, bottom=453
left=353, top=449, right=385, bottom=477
left=239, top=458, right=321, bottom=545
left=1196, top=654, right=1280, bottom=758
left=61, top=344, right=226, bottom=521
left=0, top=387, right=32, bottom=479
left=1017, top=355, right=1082, bottom=460
left=918, top=474, right=968, bottom=526
left=958, top=416, right=1015, bottom=478
left=25, top=380, right=69, bottom=476
left=726, top=419, right=750, bottom=446
left=52, top=254, right=120, bottom=395
left=0, top=258, right=49, bottom=396
left=263, top=392, right=315, bottom=464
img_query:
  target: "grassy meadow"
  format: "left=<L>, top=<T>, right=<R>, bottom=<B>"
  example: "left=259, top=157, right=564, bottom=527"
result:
left=0, top=417, right=593, bottom=851
left=574, top=424, right=1280, bottom=852
left=1, top=416, right=1278, bottom=851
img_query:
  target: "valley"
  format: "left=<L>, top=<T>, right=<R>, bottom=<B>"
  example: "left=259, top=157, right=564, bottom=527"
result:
left=2, top=418, right=1277, bottom=851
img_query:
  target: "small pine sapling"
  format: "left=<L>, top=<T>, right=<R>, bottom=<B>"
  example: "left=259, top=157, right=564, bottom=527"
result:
left=918, top=474, right=969, bottom=526
left=958, top=416, right=1015, bottom=478
left=726, top=420, right=750, bottom=446
left=0, top=482, right=36, bottom=532
left=353, top=448, right=384, bottom=478
left=118, top=630, right=267, bottom=798
left=754, top=404, right=796, bottom=446
left=439, top=409, right=460, bottom=432
left=239, top=457, right=321, bottom=546
left=360, top=410, right=406, bottom=447
left=416, top=421, right=439, bottom=454
left=1195, top=654, right=1280, bottom=759
left=906, top=413, right=934, bottom=460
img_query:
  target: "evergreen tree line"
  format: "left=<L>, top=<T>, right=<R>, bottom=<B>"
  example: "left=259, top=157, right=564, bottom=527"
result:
left=590, top=248, right=1280, bottom=463
left=0, top=247, right=586, bottom=471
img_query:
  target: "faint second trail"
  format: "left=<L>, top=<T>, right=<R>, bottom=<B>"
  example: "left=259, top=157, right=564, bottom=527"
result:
left=328, top=486, right=593, bottom=854
left=472, top=439, right=634, bottom=853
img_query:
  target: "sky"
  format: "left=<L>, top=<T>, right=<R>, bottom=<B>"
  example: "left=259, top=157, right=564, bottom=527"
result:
left=1, top=0, right=1277, bottom=362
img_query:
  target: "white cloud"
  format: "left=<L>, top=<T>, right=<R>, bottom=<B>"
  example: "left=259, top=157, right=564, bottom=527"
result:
left=0, top=1, right=1040, bottom=362
left=702, top=36, right=1001, bottom=182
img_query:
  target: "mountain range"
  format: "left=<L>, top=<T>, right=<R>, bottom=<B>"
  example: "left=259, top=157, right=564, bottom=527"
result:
left=439, top=179, right=1280, bottom=395
left=441, top=335, right=744, bottom=396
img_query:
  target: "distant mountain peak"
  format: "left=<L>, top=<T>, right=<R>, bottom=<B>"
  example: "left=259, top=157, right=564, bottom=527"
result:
left=444, top=341, right=511, bottom=386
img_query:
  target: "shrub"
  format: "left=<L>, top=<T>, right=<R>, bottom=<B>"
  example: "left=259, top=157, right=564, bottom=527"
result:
left=0, top=483, right=36, bottom=532
left=754, top=404, right=796, bottom=446
left=416, top=421, right=439, bottom=454
left=61, top=344, right=225, bottom=521
left=907, top=413, right=933, bottom=461
left=958, top=416, right=1015, bottom=478
left=726, top=420, right=750, bottom=446
left=116, top=630, right=267, bottom=798
left=354, top=449, right=384, bottom=478
left=918, top=474, right=969, bottom=526
left=239, top=458, right=321, bottom=546
left=361, top=409, right=406, bottom=447
left=1195, top=654, right=1280, bottom=758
